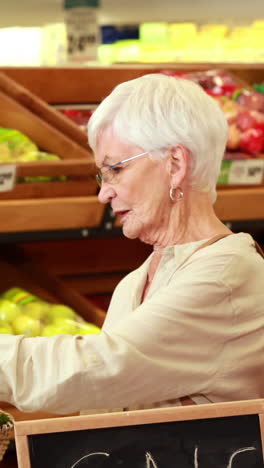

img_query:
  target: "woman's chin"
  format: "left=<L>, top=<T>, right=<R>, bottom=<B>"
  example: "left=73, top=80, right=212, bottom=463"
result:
left=122, top=217, right=143, bottom=240
left=122, top=225, right=139, bottom=239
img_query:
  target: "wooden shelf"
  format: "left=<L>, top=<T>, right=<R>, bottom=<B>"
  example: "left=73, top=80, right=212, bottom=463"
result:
left=0, top=196, right=104, bottom=233
left=0, top=64, right=264, bottom=103
left=215, top=186, right=264, bottom=221
left=0, top=186, right=262, bottom=234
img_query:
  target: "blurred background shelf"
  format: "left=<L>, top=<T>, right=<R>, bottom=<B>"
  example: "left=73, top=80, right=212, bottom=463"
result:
left=1, top=64, right=264, bottom=104
left=0, top=65, right=263, bottom=231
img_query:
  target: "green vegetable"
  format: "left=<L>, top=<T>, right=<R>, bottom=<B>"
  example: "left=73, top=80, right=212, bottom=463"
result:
left=0, top=412, right=12, bottom=429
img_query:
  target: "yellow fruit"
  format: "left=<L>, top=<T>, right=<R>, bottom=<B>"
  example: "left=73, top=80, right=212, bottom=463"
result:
left=12, top=315, right=41, bottom=337
left=0, top=321, right=13, bottom=334
left=22, top=301, right=50, bottom=322
left=78, top=322, right=101, bottom=335
left=52, top=318, right=78, bottom=335
left=49, top=304, right=76, bottom=321
left=0, top=299, right=20, bottom=323
left=41, top=324, right=69, bottom=337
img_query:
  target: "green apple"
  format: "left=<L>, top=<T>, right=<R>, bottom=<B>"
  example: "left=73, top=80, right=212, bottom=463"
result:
left=21, top=301, right=50, bottom=322
left=0, top=142, right=12, bottom=162
left=2, top=288, right=37, bottom=306
left=16, top=152, right=39, bottom=162
left=12, top=314, right=41, bottom=337
left=37, top=152, right=60, bottom=161
left=41, top=324, right=69, bottom=337
left=0, top=299, right=21, bottom=323
left=78, top=322, right=101, bottom=335
left=49, top=304, right=76, bottom=321
left=0, top=321, right=13, bottom=334
left=52, top=317, right=78, bottom=335
left=2, top=287, right=24, bottom=301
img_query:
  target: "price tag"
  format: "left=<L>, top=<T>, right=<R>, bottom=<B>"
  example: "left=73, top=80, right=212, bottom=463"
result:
left=218, top=159, right=264, bottom=185
left=64, top=1, right=100, bottom=62
left=228, top=159, right=264, bottom=185
left=0, top=164, right=16, bottom=192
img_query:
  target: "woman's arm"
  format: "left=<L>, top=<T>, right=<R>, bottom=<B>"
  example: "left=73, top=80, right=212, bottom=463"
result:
left=0, top=248, right=262, bottom=413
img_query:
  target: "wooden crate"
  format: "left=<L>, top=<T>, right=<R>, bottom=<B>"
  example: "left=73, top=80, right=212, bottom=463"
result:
left=0, top=159, right=98, bottom=199
left=0, top=245, right=107, bottom=437
left=1, top=65, right=263, bottom=104
left=0, top=72, right=98, bottom=200
left=0, top=245, right=106, bottom=327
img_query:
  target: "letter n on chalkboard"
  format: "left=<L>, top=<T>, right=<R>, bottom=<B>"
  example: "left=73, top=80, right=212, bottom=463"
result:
left=15, top=399, right=264, bottom=468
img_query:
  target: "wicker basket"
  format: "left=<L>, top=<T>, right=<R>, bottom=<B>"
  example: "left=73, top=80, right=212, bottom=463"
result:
left=0, top=410, right=14, bottom=462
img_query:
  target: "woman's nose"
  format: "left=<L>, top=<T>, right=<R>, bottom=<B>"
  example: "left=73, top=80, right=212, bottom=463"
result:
left=97, top=183, right=116, bottom=204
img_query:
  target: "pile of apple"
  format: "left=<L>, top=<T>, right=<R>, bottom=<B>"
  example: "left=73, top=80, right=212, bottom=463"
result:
left=160, top=69, right=264, bottom=158
left=215, top=97, right=264, bottom=157
left=60, top=109, right=93, bottom=132
left=0, top=128, right=66, bottom=183
left=0, top=287, right=101, bottom=337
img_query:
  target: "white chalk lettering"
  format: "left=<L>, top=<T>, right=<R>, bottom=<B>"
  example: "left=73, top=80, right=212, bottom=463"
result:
left=146, top=451, right=159, bottom=468
left=226, top=446, right=256, bottom=468
left=68, top=445, right=257, bottom=467
left=70, top=451, right=109, bottom=468
left=194, top=446, right=199, bottom=468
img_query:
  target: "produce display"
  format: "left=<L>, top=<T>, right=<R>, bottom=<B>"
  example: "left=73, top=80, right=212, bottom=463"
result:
left=161, top=69, right=264, bottom=160
left=0, top=287, right=101, bottom=337
left=0, top=128, right=66, bottom=182
left=61, top=71, right=264, bottom=164
left=60, top=109, right=93, bottom=132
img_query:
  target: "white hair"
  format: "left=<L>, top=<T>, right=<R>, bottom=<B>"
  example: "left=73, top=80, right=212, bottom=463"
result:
left=88, top=73, right=228, bottom=203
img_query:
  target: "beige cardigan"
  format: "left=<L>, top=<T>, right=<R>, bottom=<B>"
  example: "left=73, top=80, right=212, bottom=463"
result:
left=0, top=233, right=263, bottom=414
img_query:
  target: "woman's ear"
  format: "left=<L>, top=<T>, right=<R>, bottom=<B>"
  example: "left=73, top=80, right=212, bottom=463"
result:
left=166, top=145, right=189, bottom=186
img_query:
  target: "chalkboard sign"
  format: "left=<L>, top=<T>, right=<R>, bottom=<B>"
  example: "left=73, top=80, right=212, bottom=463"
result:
left=15, top=399, right=264, bottom=468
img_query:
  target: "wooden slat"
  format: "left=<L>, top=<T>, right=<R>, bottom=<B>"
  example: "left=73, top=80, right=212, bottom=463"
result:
left=0, top=159, right=97, bottom=200
left=0, top=65, right=264, bottom=103
left=14, top=399, right=264, bottom=435
left=62, top=273, right=125, bottom=295
left=0, top=72, right=89, bottom=150
left=14, top=159, right=96, bottom=177
left=0, top=196, right=104, bottom=232
left=17, top=237, right=152, bottom=276
left=260, top=414, right=264, bottom=456
left=0, top=179, right=97, bottom=200
left=214, top=187, right=264, bottom=221
left=0, top=91, right=91, bottom=160
left=0, top=187, right=262, bottom=232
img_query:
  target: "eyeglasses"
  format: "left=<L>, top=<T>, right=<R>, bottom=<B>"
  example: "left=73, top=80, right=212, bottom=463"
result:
left=95, top=151, right=149, bottom=187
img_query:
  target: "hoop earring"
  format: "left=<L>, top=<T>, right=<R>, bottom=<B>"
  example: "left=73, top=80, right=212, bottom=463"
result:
left=170, top=186, right=183, bottom=202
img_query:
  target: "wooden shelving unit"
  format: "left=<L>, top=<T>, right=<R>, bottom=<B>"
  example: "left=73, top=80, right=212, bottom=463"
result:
left=0, top=187, right=263, bottom=235
left=0, top=65, right=263, bottom=230
left=1, top=64, right=264, bottom=104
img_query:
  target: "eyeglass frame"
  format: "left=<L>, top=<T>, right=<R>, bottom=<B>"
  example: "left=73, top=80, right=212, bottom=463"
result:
left=95, top=151, right=149, bottom=187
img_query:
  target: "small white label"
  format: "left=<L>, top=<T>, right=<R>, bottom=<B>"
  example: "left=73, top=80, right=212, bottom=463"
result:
left=0, top=164, right=16, bottom=192
left=228, top=159, right=264, bottom=185
left=65, top=7, right=99, bottom=62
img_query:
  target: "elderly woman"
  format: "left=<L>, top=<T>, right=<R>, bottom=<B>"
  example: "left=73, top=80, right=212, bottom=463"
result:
left=0, top=74, right=263, bottom=414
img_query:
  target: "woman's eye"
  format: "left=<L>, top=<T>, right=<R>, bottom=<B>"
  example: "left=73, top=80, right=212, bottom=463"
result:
left=110, top=166, right=122, bottom=174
